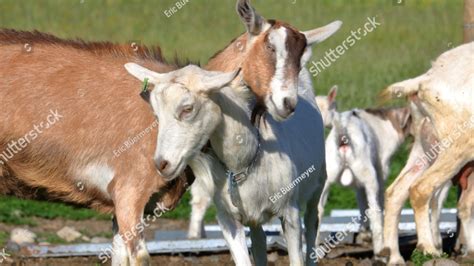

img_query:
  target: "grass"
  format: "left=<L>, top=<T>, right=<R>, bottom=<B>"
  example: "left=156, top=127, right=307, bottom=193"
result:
left=161, top=192, right=217, bottom=222
left=410, top=249, right=449, bottom=266
left=0, top=1, right=463, bottom=222
left=36, top=232, right=68, bottom=245
left=0, top=196, right=109, bottom=225
left=0, top=231, right=8, bottom=247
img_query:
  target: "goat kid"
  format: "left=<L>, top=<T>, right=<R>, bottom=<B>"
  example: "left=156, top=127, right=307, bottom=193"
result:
left=316, top=86, right=411, bottom=256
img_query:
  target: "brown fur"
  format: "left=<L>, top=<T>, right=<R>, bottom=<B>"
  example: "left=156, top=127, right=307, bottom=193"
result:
left=206, top=20, right=307, bottom=109
left=1, top=29, right=169, bottom=65
left=453, top=161, right=474, bottom=191
left=0, top=29, right=192, bottom=259
left=277, top=20, right=307, bottom=82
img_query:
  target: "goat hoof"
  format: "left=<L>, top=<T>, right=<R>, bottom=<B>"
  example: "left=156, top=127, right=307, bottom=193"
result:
left=136, top=256, right=150, bottom=266
left=373, top=255, right=387, bottom=264
left=378, top=247, right=391, bottom=257
left=355, top=231, right=372, bottom=245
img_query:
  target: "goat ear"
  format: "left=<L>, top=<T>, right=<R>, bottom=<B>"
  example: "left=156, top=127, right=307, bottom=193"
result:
left=199, top=69, right=242, bottom=94
left=124, top=63, right=170, bottom=83
left=236, top=0, right=266, bottom=36
left=328, top=85, right=338, bottom=104
left=399, top=108, right=412, bottom=129
left=302, top=20, right=342, bottom=46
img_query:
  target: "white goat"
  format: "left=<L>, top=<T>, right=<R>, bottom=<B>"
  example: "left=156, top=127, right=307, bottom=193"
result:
left=381, top=101, right=452, bottom=265
left=315, top=87, right=412, bottom=256
left=124, top=63, right=327, bottom=266
left=188, top=85, right=337, bottom=240
left=381, top=42, right=473, bottom=264
left=315, top=85, right=338, bottom=128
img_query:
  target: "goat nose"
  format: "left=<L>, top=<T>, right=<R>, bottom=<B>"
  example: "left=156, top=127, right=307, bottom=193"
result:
left=155, top=158, right=169, bottom=172
left=283, top=97, right=296, bottom=113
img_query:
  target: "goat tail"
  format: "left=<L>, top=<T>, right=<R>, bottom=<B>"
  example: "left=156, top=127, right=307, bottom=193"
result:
left=378, top=73, right=429, bottom=104
left=331, top=112, right=343, bottom=135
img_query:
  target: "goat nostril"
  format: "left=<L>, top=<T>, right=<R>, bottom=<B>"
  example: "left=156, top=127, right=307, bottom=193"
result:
left=283, top=97, right=295, bottom=113
left=156, top=159, right=169, bottom=172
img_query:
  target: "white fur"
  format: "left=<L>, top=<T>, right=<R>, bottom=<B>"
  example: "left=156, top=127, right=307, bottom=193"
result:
left=125, top=64, right=238, bottom=179
left=315, top=85, right=338, bottom=127
left=187, top=153, right=217, bottom=239
left=382, top=104, right=447, bottom=265
left=266, top=27, right=297, bottom=121
left=382, top=43, right=474, bottom=264
left=302, top=21, right=343, bottom=45
left=205, top=78, right=326, bottom=266
left=186, top=56, right=324, bottom=244
left=319, top=108, right=407, bottom=256
left=76, top=163, right=114, bottom=197
left=126, top=63, right=327, bottom=265
left=111, top=234, right=128, bottom=266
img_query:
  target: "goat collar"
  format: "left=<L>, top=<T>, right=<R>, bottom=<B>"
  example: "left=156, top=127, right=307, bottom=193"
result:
left=226, top=127, right=262, bottom=207
left=226, top=128, right=261, bottom=185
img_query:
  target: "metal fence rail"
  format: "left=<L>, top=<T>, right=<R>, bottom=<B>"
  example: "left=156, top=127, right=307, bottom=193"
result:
left=23, top=208, right=458, bottom=258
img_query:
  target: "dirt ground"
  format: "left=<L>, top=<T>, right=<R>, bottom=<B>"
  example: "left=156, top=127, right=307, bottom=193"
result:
left=0, top=217, right=189, bottom=243
left=1, top=217, right=473, bottom=265
left=9, top=250, right=473, bottom=265
left=9, top=253, right=474, bottom=266
left=5, top=250, right=370, bottom=266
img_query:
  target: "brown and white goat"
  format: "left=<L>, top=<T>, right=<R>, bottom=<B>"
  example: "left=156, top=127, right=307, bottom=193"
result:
left=205, top=0, right=342, bottom=122
left=187, top=0, right=342, bottom=239
left=0, top=30, right=192, bottom=265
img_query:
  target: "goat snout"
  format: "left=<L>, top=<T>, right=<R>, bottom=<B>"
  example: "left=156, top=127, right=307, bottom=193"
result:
left=283, top=97, right=296, bottom=114
left=155, top=158, right=170, bottom=172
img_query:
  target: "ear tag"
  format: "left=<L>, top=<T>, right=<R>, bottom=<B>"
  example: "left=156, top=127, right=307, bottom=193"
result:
left=142, top=78, right=149, bottom=93
left=140, top=78, right=151, bottom=102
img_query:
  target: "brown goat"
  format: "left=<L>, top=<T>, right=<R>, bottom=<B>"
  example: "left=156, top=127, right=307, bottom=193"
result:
left=0, top=29, right=191, bottom=265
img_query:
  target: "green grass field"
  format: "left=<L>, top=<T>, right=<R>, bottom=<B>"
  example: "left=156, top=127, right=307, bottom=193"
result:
left=0, top=0, right=462, bottom=223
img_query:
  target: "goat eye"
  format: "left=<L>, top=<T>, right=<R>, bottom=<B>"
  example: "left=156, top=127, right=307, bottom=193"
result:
left=266, top=43, right=275, bottom=53
left=183, top=106, right=193, bottom=113
left=179, top=105, right=194, bottom=120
